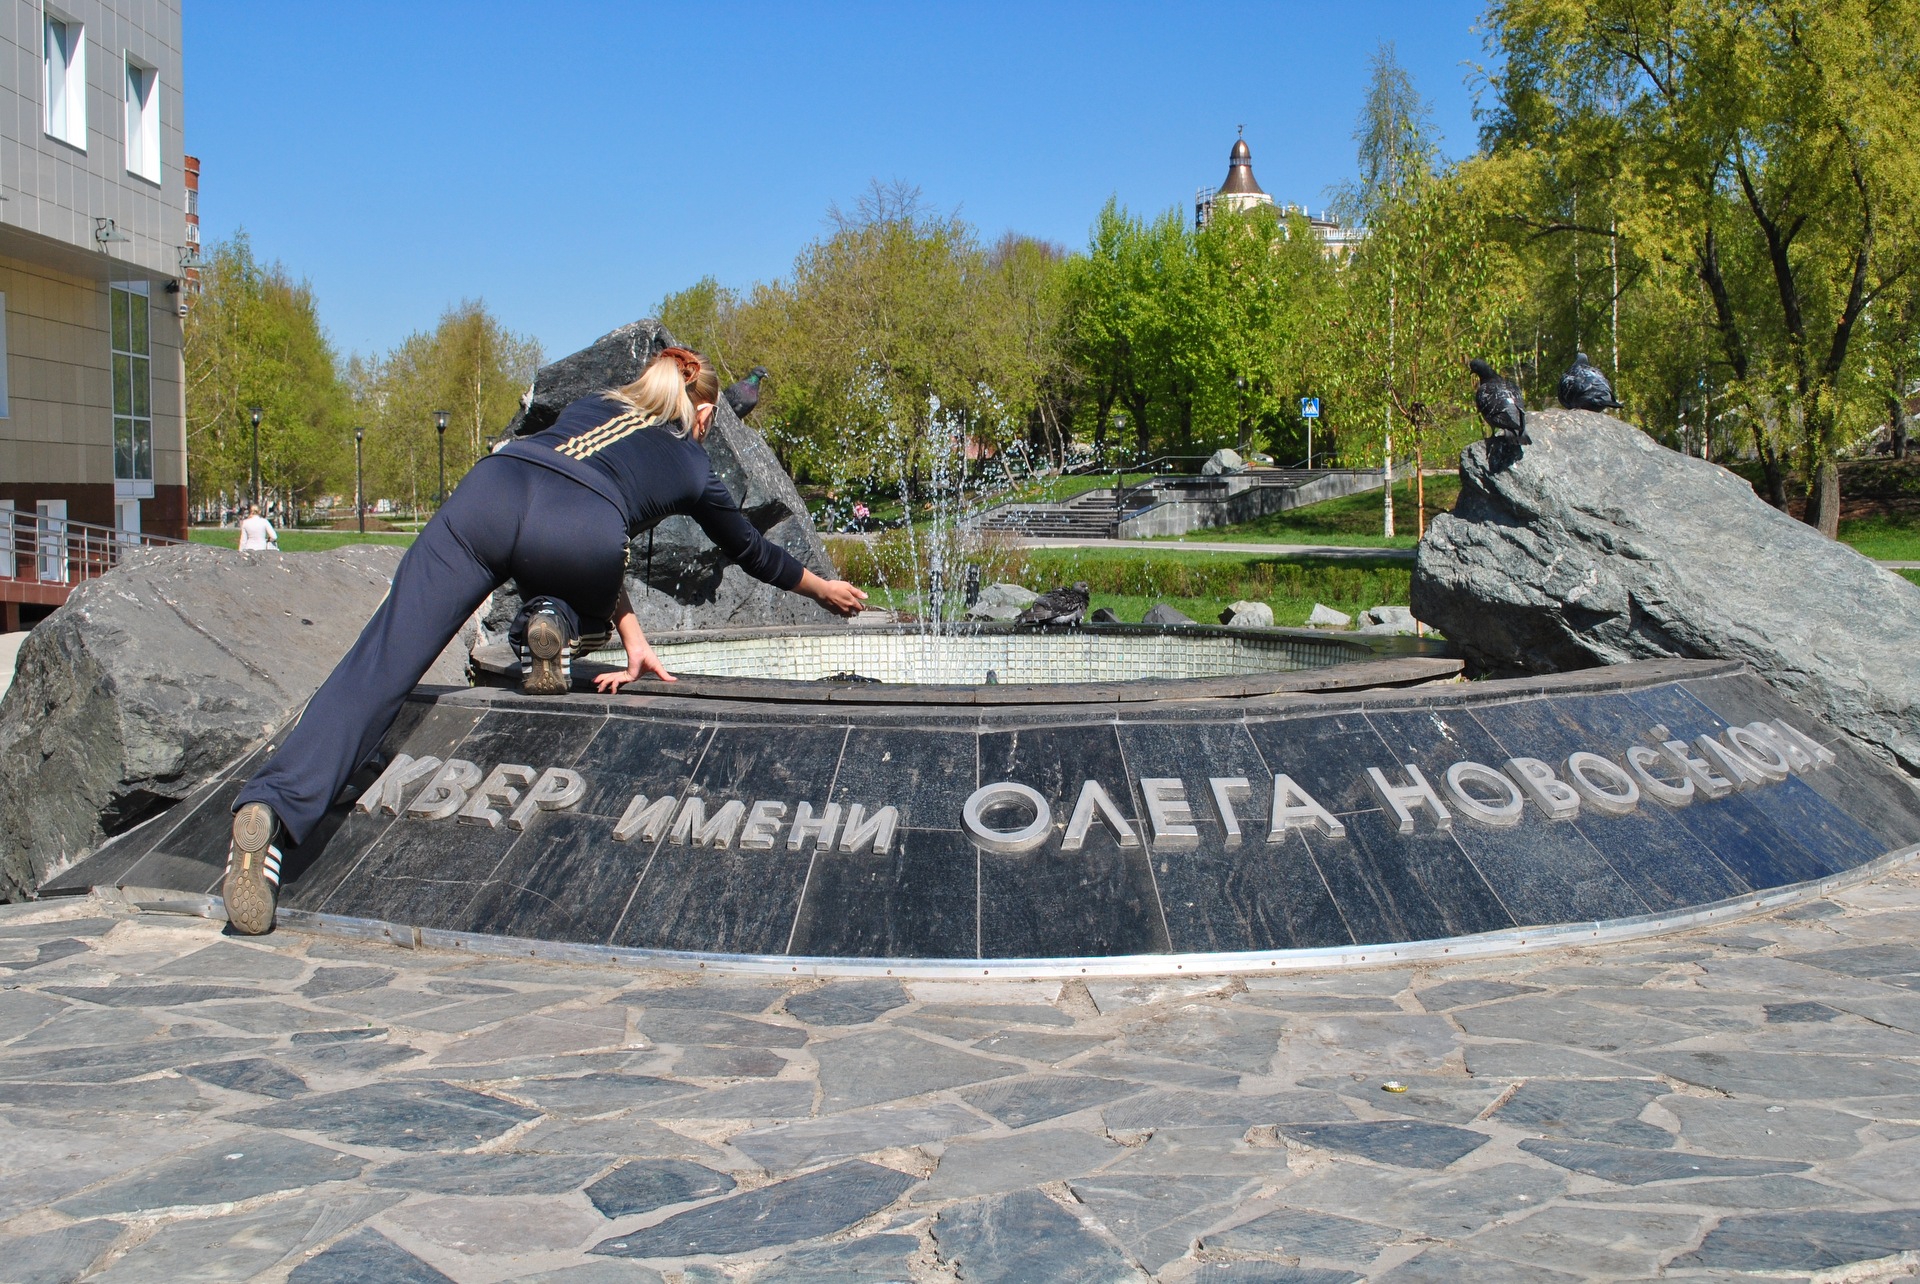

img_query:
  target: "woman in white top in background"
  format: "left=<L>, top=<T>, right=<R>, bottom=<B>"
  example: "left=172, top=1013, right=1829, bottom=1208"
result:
left=237, top=505, right=277, bottom=551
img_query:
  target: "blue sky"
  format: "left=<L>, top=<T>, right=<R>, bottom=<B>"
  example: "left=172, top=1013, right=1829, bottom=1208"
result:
left=185, top=2, right=1492, bottom=363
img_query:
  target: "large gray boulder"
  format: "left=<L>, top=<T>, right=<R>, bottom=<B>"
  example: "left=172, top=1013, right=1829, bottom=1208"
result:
left=1412, top=408, right=1920, bottom=775
left=0, top=544, right=469, bottom=899
left=504, top=320, right=842, bottom=634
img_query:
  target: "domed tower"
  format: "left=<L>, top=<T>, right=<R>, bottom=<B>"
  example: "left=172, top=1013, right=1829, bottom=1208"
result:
left=1196, top=129, right=1275, bottom=227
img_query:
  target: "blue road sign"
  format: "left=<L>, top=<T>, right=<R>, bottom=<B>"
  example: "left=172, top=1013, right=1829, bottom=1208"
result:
left=1300, top=397, right=1321, bottom=419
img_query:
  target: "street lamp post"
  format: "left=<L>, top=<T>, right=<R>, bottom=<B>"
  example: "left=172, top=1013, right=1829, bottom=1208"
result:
left=434, top=410, right=450, bottom=507
left=247, top=406, right=263, bottom=512
left=354, top=426, right=366, bottom=535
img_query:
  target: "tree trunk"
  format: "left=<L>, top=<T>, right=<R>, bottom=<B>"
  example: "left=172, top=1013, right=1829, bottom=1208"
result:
left=1890, top=395, right=1911, bottom=460
left=1414, top=431, right=1427, bottom=540
left=1805, top=458, right=1841, bottom=539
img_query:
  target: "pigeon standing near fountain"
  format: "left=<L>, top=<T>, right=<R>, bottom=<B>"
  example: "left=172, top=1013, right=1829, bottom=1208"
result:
left=1556, top=351, right=1623, bottom=412
left=723, top=366, right=769, bottom=420
left=1469, top=359, right=1528, bottom=443
left=1017, top=582, right=1091, bottom=626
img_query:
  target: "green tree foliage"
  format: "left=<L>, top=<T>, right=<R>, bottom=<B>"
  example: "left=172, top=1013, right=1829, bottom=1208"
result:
left=1483, top=0, right=1920, bottom=533
left=347, top=301, right=541, bottom=512
left=183, top=232, right=349, bottom=515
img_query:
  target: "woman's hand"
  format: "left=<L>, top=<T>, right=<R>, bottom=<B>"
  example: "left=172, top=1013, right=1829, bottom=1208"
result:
left=797, top=569, right=869, bottom=618
left=595, top=596, right=676, bottom=691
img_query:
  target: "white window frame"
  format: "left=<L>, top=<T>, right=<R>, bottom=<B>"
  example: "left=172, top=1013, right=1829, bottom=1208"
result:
left=110, top=281, right=154, bottom=497
left=0, top=292, right=9, bottom=419
left=123, top=54, right=160, bottom=183
left=42, top=7, right=87, bottom=151
left=0, top=501, right=14, bottom=579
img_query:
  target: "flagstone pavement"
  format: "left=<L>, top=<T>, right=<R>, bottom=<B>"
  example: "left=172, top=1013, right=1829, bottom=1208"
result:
left=2, top=865, right=1918, bottom=1283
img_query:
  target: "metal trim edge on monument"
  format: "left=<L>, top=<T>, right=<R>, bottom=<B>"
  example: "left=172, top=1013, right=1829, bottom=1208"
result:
left=106, top=842, right=1919, bottom=980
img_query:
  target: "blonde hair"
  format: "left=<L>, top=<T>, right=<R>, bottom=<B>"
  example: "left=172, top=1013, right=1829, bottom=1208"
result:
left=609, top=346, right=719, bottom=436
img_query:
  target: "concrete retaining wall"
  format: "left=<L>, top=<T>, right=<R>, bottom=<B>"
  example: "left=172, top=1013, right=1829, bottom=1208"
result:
left=1116, top=469, right=1383, bottom=538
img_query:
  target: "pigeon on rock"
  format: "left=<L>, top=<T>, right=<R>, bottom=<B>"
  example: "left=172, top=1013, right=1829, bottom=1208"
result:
left=1017, top=582, right=1091, bottom=626
left=723, top=366, right=769, bottom=420
left=1469, top=359, right=1528, bottom=442
left=1557, top=351, right=1623, bottom=412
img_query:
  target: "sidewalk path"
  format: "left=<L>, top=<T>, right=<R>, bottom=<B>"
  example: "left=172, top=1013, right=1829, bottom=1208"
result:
left=3, top=863, right=1917, bottom=1281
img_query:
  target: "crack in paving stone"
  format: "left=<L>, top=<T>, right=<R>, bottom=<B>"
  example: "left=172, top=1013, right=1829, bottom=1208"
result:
left=368, top=1150, right=614, bottom=1195
left=1201, top=1205, right=1406, bottom=1264
left=0, top=1219, right=125, bottom=1284
left=1517, top=1137, right=1813, bottom=1184
left=750, top=1232, right=919, bottom=1282
left=230, top=1081, right=540, bottom=1151
left=1489, top=1078, right=1675, bottom=1148
left=781, top=981, right=910, bottom=1026
left=1671, top=1207, right=1920, bottom=1272
left=960, top=1075, right=1143, bottom=1129
left=585, top=1159, right=736, bottom=1218
left=180, top=1056, right=310, bottom=1099
left=932, top=1188, right=1148, bottom=1283
left=731, top=1102, right=989, bottom=1172
left=1278, top=1121, right=1491, bottom=1170
left=286, top=1226, right=457, bottom=1283
left=1069, top=1173, right=1261, bottom=1270
left=53, top=1135, right=366, bottom=1217
left=590, top=1160, right=915, bottom=1259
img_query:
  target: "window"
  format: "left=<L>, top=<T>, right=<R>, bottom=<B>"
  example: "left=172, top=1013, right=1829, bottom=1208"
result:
left=185, top=188, right=198, bottom=216
left=110, top=282, right=153, bottom=494
left=0, top=292, right=9, bottom=419
left=124, top=56, right=159, bottom=182
left=43, top=12, right=86, bottom=149
left=37, top=500, right=68, bottom=583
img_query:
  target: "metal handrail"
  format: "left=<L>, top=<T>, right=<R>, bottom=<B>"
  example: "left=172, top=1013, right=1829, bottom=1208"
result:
left=0, top=509, right=186, bottom=587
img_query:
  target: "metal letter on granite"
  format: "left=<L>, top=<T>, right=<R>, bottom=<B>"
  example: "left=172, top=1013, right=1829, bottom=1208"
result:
left=1564, top=752, right=1641, bottom=815
left=355, top=754, right=443, bottom=815
left=964, top=783, right=1052, bottom=854
left=507, top=768, right=585, bottom=830
left=457, top=763, right=536, bottom=828
left=1445, top=761, right=1526, bottom=827
left=1367, top=764, right=1453, bottom=833
left=1268, top=774, right=1345, bottom=840
left=1061, top=780, right=1140, bottom=851
left=407, top=759, right=483, bottom=821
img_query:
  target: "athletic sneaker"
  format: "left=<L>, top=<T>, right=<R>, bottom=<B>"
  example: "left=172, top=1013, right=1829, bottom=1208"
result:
left=224, top=801, right=283, bottom=935
left=520, top=608, right=573, bottom=695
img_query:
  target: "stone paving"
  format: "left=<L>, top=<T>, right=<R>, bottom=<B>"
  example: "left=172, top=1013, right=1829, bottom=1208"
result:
left=2, top=868, right=1918, bottom=1283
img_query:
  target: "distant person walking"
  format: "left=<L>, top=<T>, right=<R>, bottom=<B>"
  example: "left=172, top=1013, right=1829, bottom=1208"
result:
left=220, top=346, right=867, bottom=935
left=237, top=505, right=277, bottom=551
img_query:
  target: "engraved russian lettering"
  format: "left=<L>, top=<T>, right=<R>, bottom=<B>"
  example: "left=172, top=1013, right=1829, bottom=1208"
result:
left=1444, top=761, right=1526, bottom=826
left=1140, top=778, right=1198, bottom=846
left=457, top=763, right=536, bottom=828
left=1268, top=774, right=1346, bottom=839
left=507, top=767, right=585, bottom=830
left=1060, top=780, right=1140, bottom=851
left=407, top=759, right=483, bottom=820
left=1366, top=764, right=1452, bottom=833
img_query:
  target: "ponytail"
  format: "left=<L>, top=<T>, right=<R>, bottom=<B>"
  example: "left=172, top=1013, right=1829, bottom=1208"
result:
left=609, top=346, right=719, bottom=436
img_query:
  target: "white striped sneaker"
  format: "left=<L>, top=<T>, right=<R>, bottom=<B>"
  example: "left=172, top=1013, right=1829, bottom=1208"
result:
left=224, top=801, right=283, bottom=935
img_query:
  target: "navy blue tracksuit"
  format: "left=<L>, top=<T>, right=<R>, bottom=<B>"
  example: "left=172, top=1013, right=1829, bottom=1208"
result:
left=235, top=395, right=804, bottom=846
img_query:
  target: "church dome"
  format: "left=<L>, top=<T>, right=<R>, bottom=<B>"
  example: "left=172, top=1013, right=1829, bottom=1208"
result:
left=1218, top=136, right=1266, bottom=197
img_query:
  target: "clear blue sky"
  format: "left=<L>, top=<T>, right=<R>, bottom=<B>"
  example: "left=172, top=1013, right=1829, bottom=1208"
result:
left=185, top=2, right=1492, bottom=364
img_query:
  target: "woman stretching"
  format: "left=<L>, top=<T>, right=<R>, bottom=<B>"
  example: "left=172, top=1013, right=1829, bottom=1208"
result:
left=223, top=347, right=867, bottom=934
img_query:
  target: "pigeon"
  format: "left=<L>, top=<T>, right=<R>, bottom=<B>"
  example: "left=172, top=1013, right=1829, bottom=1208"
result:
left=1469, top=359, right=1528, bottom=441
left=1557, top=351, right=1623, bottom=412
left=1016, top=582, right=1091, bottom=626
left=722, top=366, right=769, bottom=420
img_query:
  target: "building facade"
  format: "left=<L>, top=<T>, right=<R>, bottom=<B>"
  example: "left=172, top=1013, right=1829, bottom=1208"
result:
left=1194, top=133, right=1364, bottom=257
left=1, top=0, right=189, bottom=552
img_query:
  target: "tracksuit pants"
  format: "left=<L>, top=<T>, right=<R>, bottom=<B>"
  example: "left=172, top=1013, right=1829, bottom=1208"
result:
left=234, top=454, right=629, bottom=846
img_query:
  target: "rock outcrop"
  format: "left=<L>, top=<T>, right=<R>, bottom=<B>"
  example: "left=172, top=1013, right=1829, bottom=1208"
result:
left=505, top=320, right=842, bottom=634
left=1413, top=408, right=1920, bottom=775
left=0, top=544, right=470, bottom=898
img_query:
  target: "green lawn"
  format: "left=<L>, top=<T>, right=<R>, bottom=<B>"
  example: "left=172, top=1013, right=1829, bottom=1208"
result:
left=1162, top=474, right=1460, bottom=549
left=191, top=529, right=417, bottom=553
left=1839, top=515, right=1920, bottom=562
left=1897, top=568, right=1920, bottom=588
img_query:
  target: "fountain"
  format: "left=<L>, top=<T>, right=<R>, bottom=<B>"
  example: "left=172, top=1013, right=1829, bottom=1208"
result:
left=36, top=331, right=1920, bottom=975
